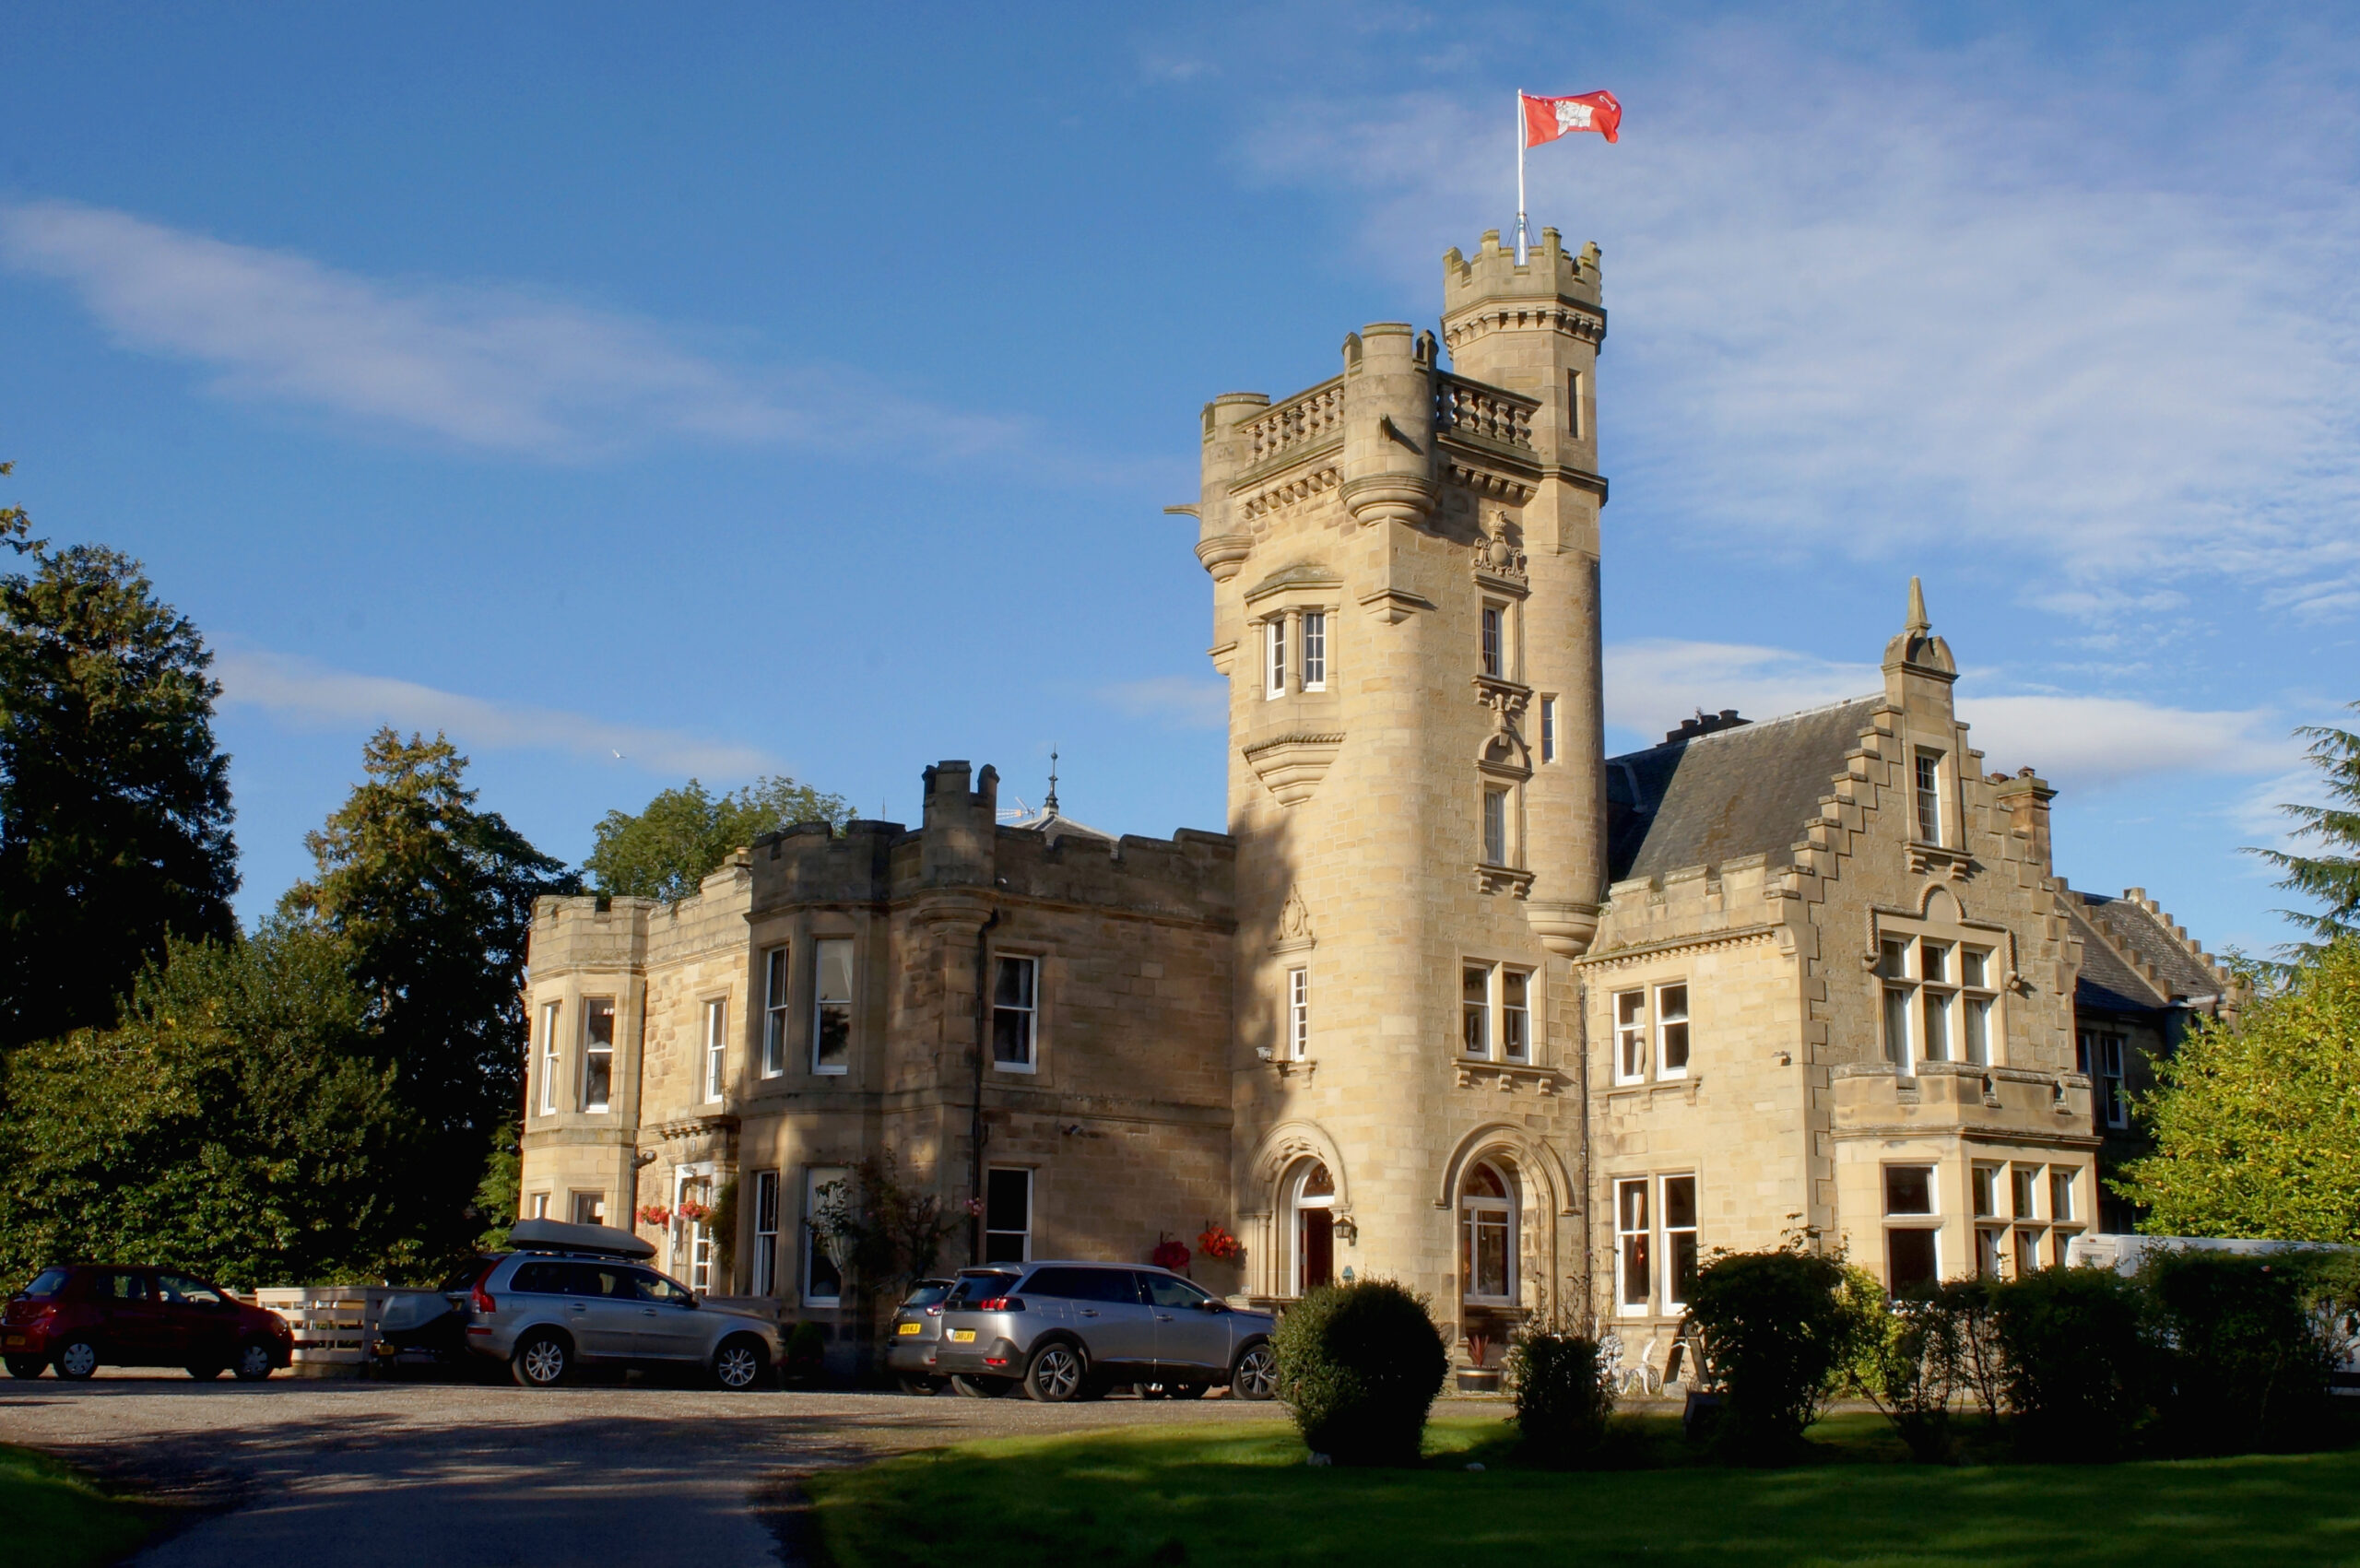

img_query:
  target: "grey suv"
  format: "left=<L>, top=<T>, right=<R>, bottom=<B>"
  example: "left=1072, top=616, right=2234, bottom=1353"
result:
left=465, top=1221, right=782, bottom=1390
left=934, top=1261, right=1277, bottom=1403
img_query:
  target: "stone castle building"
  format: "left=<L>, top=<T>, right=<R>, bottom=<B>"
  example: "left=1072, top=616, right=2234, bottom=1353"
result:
left=517, top=229, right=2236, bottom=1357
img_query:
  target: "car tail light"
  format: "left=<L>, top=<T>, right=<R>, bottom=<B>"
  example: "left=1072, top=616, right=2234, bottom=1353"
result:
left=984, top=1356, right=1009, bottom=1367
left=977, top=1297, right=1024, bottom=1313
left=471, top=1280, right=497, bottom=1315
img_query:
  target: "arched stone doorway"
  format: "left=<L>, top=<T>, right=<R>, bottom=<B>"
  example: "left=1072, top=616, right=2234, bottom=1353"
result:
left=1459, top=1160, right=1518, bottom=1309
left=1290, top=1159, right=1337, bottom=1295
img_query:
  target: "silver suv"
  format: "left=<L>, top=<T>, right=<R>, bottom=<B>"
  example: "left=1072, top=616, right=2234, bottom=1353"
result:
left=934, top=1261, right=1277, bottom=1403
left=465, top=1222, right=782, bottom=1391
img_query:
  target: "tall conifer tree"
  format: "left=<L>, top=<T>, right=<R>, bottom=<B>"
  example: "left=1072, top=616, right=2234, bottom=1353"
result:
left=0, top=476, right=238, bottom=1048
left=283, top=729, right=574, bottom=1263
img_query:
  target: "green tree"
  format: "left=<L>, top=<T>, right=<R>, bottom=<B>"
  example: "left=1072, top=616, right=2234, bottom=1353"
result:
left=2112, top=938, right=2360, bottom=1242
left=472, top=1121, right=523, bottom=1251
left=585, top=776, right=849, bottom=902
left=0, top=521, right=238, bottom=1050
left=0, top=923, right=416, bottom=1289
left=2250, top=702, right=2360, bottom=957
left=282, top=729, right=574, bottom=1267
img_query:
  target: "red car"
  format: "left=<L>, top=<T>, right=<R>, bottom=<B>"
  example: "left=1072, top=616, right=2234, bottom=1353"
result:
left=4, top=1266, right=294, bottom=1382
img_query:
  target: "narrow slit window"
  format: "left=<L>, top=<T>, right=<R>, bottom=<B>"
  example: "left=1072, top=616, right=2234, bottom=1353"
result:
left=2099, top=1038, right=2129, bottom=1128
left=1480, top=605, right=1505, bottom=678
left=812, top=939, right=853, bottom=1075
left=1301, top=612, right=1326, bottom=690
left=761, top=945, right=789, bottom=1078
left=750, top=1170, right=780, bottom=1297
left=1656, top=983, right=1690, bottom=1077
left=537, top=999, right=561, bottom=1115
left=1265, top=618, right=1286, bottom=699
left=581, top=997, right=615, bottom=1113
left=1568, top=370, right=1585, bottom=439
left=1915, top=750, right=1944, bottom=844
left=1540, top=696, right=1557, bottom=763
left=1501, top=969, right=1530, bottom=1063
left=1482, top=786, right=1509, bottom=866
left=702, top=997, right=727, bottom=1102
left=1288, top=966, right=1310, bottom=1060
left=1462, top=965, right=1492, bottom=1057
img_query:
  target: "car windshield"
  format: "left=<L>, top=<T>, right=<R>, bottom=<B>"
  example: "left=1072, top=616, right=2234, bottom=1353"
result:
left=900, top=1281, right=954, bottom=1309
left=945, top=1272, right=1020, bottom=1306
left=20, top=1268, right=67, bottom=1298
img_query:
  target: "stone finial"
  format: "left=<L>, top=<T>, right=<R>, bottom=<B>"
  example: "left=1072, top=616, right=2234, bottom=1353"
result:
left=1882, top=574, right=1956, bottom=680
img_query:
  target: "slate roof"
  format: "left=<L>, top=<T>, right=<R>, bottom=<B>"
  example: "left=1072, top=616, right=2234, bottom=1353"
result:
left=2069, top=890, right=2230, bottom=1013
left=1004, top=808, right=1116, bottom=845
left=1606, top=697, right=1882, bottom=883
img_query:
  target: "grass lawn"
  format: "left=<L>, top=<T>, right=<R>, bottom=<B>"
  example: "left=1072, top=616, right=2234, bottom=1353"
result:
left=807, top=1410, right=2360, bottom=1567
left=0, top=1444, right=169, bottom=1568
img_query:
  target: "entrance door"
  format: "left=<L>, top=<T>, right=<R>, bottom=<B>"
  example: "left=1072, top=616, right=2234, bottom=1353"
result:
left=1294, top=1161, right=1336, bottom=1294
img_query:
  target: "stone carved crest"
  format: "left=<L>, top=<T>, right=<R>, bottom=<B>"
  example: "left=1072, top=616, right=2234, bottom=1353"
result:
left=1469, top=512, right=1528, bottom=585
left=1271, top=885, right=1316, bottom=952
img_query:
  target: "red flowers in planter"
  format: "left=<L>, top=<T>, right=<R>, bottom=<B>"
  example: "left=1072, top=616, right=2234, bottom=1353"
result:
left=636, top=1205, right=672, bottom=1227
left=675, top=1199, right=712, bottom=1223
left=1151, top=1236, right=1192, bottom=1272
left=1197, top=1223, right=1242, bottom=1262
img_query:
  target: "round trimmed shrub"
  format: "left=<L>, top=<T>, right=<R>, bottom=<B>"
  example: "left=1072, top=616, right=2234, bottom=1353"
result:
left=1505, top=1330, right=1615, bottom=1466
left=1271, top=1279, right=1449, bottom=1466
left=1991, top=1266, right=2154, bottom=1460
left=1683, top=1247, right=1858, bottom=1464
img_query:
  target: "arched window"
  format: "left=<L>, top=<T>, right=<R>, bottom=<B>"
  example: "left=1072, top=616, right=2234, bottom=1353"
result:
left=1461, top=1161, right=1516, bottom=1306
left=1291, top=1161, right=1336, bottom=1296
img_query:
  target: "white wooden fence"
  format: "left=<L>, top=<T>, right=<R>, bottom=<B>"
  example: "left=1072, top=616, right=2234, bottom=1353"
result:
left=251, top=1286, right=442, bottom=1375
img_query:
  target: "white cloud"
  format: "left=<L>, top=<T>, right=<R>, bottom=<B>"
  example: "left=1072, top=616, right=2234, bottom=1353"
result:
left=0, top=200, right=1076, bottom=468
left=1605, top=636, right=2290, bottom=789
left=216, top=649, right=773, bottom=777
left=1231, top=18, right=2360, bottom=616
left=1097, top=674, right=1229, bottom=729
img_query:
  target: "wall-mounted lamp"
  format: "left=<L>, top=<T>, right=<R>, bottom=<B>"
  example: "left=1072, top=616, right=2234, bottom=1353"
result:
left=1334, top=1214, right=1359, bottom=1246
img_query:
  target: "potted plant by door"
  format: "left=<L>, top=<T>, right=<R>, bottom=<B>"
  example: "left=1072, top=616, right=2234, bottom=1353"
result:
left=1456, top=1312, right=1504, bottom=1393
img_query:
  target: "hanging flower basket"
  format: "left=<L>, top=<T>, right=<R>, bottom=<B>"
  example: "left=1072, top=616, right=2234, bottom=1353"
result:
left=636, top=1205, right=672, bottom=1228
left=675, top=1198, right=713, bottom=1224
left=1197, top=1222, right=1242, bottom=1263
left=1150, top=1235, right=1191, bottom=1273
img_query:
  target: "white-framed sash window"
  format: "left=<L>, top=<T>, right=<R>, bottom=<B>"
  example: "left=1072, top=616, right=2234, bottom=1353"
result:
left=812, top=939, right=853, bottom=1075
left=984, top=1167, right=1032, bottom=1264
left=804, top=1166, right=847, bottom=1305
left=702, top=997, right=727, bottom=1103
left=992, top=955, right=1038, bottom=1071
left=581, top=997, right=616, bottom=1113
left=1301, top=611, right=1326, bottom=690
left=761, top=945, right=789, bottom=1078
left=1264, top=618, right=1286, bottom=699
left=1287, top=966, right=1310, bottom=1060
left=750, top=1170, right=780, bottom=1296
left=537, top=999, right=561, bottom=1115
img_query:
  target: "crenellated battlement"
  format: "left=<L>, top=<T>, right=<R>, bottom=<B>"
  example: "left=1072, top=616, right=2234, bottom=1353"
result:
left=1441, top=227, right=1604, bottom=353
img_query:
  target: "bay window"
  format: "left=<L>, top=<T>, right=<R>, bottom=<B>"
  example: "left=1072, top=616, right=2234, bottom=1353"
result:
left=812, top=939, right=853, bottom=1075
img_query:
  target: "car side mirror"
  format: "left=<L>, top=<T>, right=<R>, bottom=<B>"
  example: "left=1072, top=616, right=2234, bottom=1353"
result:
left=1200, top=1299, right=1229, bottom=1313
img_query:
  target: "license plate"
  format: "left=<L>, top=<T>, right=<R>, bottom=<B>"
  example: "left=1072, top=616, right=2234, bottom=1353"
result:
left=2, top=1335, right=23, bottom=1349
left=897, top=1322, right=921, bottom=1337
left=949, top=1328, right=975, bottom=1343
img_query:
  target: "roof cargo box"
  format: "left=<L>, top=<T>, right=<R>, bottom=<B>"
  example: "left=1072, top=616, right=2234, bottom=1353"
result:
left=505, top=1218, right=655, bottom=1259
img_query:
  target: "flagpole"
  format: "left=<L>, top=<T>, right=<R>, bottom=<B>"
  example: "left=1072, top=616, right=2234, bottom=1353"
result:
left=1514, top=91, right=1528, bottom=265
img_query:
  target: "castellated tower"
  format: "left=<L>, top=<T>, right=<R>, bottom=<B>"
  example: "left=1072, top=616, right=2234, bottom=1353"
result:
left=1196, top=229, right=1609, bottom=1329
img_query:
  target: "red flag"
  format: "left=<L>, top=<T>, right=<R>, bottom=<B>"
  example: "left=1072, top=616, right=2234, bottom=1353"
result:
left=1521, top=90, right=1622, bottom=147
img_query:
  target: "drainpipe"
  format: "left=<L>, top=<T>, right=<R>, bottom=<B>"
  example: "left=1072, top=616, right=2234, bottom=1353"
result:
left=969, top=906, right=1002, bottom=1263
left=1574, top=975, right=1594, bottom=1334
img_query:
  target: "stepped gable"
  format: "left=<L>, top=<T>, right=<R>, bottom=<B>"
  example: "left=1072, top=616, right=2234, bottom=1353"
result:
left=1606, top=697, right=1882, bottom=882
left=2068, top=886, right=2235, bottom=1006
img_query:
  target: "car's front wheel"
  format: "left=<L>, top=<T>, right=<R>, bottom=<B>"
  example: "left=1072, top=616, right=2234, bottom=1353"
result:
left=512, top=1330, right=572, bottom=1389
left=5, top=1354, right=46, bottom=1380
left=53, top=1338, right=100, bottom=1381
left=712, top=1336, right=769, bottom=1391
left=232, top=1340, right=276, bottom=1382
left=1231, top=1342, right=1277, bottom=1402
left=1023, top=1341, right=1089, bottom=1403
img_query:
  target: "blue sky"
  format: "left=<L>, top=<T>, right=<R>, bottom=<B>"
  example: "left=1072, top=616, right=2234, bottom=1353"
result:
left=2, top=2, right=2353, bottom=955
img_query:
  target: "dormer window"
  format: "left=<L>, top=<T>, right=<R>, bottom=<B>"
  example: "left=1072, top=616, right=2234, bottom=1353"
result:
left=1914, top=749, right=1944, bottom=844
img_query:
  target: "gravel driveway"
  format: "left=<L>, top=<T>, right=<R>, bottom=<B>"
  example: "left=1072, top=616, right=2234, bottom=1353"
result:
left=0, top=1370, right=1278, bottom=1566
